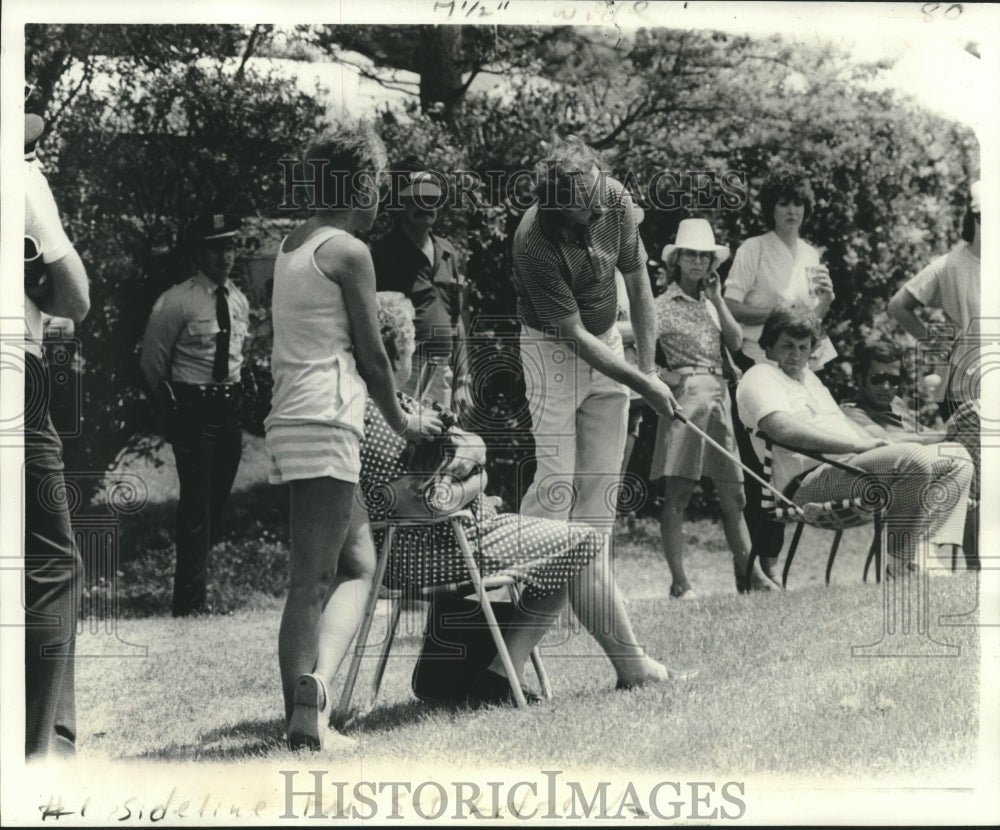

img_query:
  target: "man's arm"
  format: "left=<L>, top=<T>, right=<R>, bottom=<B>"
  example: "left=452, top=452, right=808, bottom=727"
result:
left=140, top=293, right=184, bottom=404
left=321, top=235, right=442, bottom=441
left=888, top=286, right=929, bottom=341
left=621, top=264, right=656, bottom=373
left=759, top=410, right=886, bottom=455
left=38, top=250, right=90, bottom=323
left=26, top=163, right=90, bottom=322
left=724, top=298, right=772, bottom=326
left=840, top=404, right=893, bottom=442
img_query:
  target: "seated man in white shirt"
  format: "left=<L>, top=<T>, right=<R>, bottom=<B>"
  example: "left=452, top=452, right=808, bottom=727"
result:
left=735, top=307, right=973, bottom=576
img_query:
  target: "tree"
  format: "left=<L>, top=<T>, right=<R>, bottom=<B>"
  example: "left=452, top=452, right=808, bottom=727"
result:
left=26, top=24, right=324, bottom=501
left=303, top=24, right=573, bottom=123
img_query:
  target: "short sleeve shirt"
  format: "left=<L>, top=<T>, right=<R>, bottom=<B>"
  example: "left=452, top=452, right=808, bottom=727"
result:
left=140, top=272, right=251, bottom=390
left=653, top=282, right=722, bottom=369
left=24, top=161, right=74, bottom=351
left=724, top=232, right=826, bottom=364
left=512, top=177, right=647, bottom=335
left=903, top=242, right=980, bottom=401
left=736, top=363, right=859, bottom=490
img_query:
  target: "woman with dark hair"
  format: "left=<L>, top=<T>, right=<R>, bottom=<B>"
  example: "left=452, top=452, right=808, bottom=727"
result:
left=724, top=173, right=836, bottom=369
left=264, top=123, right=444, bottom=753
left=722, top=173, right=837, bottom=580
left=650, top=220, right=777, bottom=597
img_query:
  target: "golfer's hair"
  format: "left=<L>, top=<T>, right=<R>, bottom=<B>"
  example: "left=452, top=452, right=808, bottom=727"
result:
left=304, top=121, right=387, bottom=211
left=376, top=291, right=415, bottom=364
left=759, top=173, right=814, bottom=230
left=758, top=306, right=822, bottom=351
left=534, top=137, right=607, bottom=209
left=856, top=342, right=902, bottom=380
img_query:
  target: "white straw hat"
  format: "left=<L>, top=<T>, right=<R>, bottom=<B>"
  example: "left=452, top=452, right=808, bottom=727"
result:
left=661, top=218, right=729, bottom=265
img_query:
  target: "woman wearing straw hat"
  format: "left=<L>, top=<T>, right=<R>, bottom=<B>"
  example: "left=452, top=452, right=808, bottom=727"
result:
left=651, top=219, right=779, bottom=597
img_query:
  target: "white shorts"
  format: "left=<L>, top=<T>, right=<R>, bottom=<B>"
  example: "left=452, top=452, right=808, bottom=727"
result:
left=266, top=423, right=361, bottom=485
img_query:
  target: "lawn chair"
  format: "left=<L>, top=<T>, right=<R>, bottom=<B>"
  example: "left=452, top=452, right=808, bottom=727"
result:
left=334, top=509, right=551, bottom=727
left=744, top=431, right=885, bottom=589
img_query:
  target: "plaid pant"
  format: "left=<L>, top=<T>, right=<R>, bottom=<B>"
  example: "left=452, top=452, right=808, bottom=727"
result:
left=793, top=442, right=973, bottom=562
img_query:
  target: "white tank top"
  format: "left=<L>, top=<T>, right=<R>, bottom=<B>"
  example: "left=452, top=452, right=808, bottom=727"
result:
left=264, top=227, right=367, bottom=436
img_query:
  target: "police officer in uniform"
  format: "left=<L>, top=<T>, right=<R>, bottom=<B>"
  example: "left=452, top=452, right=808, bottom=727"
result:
left=141, top=214, right=250, bottom=616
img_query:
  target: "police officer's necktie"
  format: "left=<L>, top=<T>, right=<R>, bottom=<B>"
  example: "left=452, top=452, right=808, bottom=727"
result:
left=213, top=285, right=230, bottom=382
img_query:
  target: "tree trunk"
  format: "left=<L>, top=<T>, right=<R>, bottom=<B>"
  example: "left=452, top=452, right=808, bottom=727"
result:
left=419, top=26, right=464, bottom=121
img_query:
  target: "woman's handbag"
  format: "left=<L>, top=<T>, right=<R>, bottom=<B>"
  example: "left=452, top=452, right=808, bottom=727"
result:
left=406, top=408, right=487, bottom=493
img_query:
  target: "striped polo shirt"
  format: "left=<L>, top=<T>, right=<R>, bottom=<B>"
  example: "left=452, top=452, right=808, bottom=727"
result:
left=512, top=176, right=647, bottom=335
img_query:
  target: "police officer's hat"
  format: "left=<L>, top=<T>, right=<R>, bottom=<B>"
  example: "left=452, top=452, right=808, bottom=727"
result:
left=193, top=213, right=243, bottom=243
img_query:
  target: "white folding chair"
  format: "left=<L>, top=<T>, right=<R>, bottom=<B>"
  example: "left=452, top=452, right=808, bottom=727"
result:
left=335, top=509, right=551, bottom=726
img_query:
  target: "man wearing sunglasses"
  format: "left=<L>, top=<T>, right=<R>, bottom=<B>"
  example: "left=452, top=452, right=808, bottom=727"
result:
left=841, top=342, right=979, bottom=569
left=840, top=343, right=942, bottom=445
left=370, top=170, right=471, bottom=420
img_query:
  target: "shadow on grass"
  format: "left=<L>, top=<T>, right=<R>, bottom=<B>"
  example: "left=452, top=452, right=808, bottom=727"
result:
left=341, top=698, right=470, bottom=736
left=131, top=718, right=288, bottom=762
left=130, top=702, right=469, bottom=761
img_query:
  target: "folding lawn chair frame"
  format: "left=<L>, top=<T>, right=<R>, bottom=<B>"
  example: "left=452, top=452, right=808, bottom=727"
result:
left=744, top=431, right=885, bottom=589
left=335, top=509, right=551, bottom=726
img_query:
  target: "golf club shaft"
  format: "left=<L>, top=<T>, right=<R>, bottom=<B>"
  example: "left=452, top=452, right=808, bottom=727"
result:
left=672, top=412, right=799, bottom=510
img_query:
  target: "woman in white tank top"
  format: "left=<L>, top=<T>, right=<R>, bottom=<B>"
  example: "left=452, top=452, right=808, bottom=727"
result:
left=265, top=124, right=443, bottom=753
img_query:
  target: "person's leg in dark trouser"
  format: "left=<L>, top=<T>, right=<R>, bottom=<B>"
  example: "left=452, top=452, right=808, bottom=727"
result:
left=207, top=403, right=242, bottom=547
left=24, top=357, right=81, bottom=759
left=728, top=381, right=785, bottom=580
left=171, top=406, right=214, bottom=616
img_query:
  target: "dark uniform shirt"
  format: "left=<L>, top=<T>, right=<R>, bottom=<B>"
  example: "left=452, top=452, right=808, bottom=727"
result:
left=370, top=228, right=464, bottom=357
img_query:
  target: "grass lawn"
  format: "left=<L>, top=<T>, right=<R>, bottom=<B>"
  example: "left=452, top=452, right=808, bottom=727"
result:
left=44, top=429, right=991, bottom=830
left=74, top=435, right=984, bottom=784
left=76, top=573, right=982, bottom=776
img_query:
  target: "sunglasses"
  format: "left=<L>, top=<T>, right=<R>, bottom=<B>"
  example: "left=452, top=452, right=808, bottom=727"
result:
left=679, top=250, right=713, bottom=262
left=869, top=372, right=901, bottom=385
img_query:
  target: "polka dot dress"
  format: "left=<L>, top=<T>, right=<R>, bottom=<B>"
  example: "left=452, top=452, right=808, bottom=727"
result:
left=359, top=394, right=602, bottom=598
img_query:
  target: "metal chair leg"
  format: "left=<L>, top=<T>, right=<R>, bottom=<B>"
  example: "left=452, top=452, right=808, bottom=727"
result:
left=368, top=595, right=404, bottom=711
left=453, top=517, right=527, bottom=708
left=335, top=526, right=395, bottom=727
left=824, top=530, right=844, bottom=586
left=874, top=511, right=883, bottom=583
left=781, top=523, right=806, bottom=588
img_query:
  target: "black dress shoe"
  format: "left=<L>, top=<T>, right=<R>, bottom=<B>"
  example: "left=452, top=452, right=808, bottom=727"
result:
left=467, top=669, right=541, bottom=709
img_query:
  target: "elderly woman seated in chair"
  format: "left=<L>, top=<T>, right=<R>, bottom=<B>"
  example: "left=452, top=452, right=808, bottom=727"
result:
left=735, top=307, right=973, bottom=577
left=357, top=291, right=680, bottom=706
